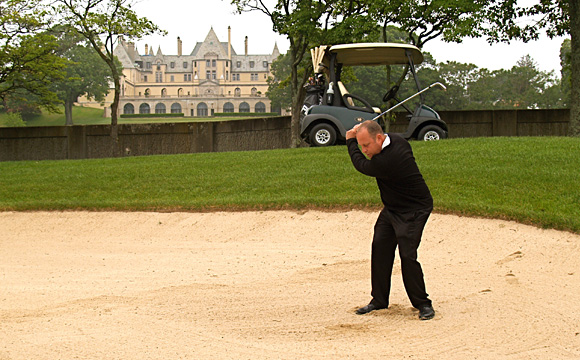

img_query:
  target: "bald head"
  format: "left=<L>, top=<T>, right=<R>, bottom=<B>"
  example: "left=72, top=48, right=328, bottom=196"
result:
left=358, top=120, right=383, bottom=137
left=355, top=121, right=386, bottom=159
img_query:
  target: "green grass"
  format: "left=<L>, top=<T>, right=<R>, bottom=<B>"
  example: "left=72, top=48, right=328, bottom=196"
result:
left=0, top=106, right=272, bottom=127
left=0, top=137, right=579, bottom=233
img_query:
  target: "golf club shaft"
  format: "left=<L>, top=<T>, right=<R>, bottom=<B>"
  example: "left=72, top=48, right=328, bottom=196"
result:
left=372, top=82, right=446, bottom=121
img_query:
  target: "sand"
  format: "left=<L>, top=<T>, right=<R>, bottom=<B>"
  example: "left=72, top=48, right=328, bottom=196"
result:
left=1, top=210, right=579, bottom=359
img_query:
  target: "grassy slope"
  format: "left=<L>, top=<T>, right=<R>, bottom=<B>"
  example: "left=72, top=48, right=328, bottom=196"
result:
left=0, top=106, right=276, bottom=127
left=1, top=137, right=579, bottom=233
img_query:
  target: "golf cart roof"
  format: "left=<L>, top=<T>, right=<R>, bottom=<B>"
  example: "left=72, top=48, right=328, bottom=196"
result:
left=328, top=43, right=424, bottom=66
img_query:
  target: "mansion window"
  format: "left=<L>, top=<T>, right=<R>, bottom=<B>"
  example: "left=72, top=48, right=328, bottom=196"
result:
left=170, top=75, right=174, bottom=82
left=212, top=70, right=216, bottom=80
left=212, top=59, right=216, bottom=67
left=206, top=60, right=210, bottom=67
left=184, top=74, right=192, bottom=81
left=236, top=61, right=241, bottom=68
left=146, top=62, right=151, bottom=69
left=123, top=103, right=135, bottom=114
left=263, top=61, right=268, bottom=68
left=183, top=62, right=188, bottom=68
left=139, top=103, right=150, bottom=114
left=197, top=102, right=208, bottom=117
left=171, top=103, right=182, bottom=113
left=223, top=102, right=234, bottom=113
left=155, top=103, right=166, bottom=114
left=250, top=73, right=259, bottom=81
left=206, top=70, right=211, bottom=79
left=144, top=75, right=148, bottom=82
left=239, top=102, right=250, bottom=113
left=232, top=73, right=240, bottom=81
left=249, top=61, right=255, bottom=68
left=155, top=72, right=163, bottom=83
left=170, top=62, right=175, bottom=68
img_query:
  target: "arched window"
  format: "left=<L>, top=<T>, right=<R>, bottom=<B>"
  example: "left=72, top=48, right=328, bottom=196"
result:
left=144, top=88, right=150, bottom=97
left=139, top=103, right=150, bottom=114
left=251, top=87, right=257, bottom=96
left=155, top=103, right=166, bottom=114
left=197, top=102, right=208, bottom=117
left=223, top=102, right=234, bottom=113
left=123, top=103, right=135, bottom=114
left=255, top=102, right=266, bottom=113
left=177, top=88, right=183, bottom=97
left=234, top=87, right=241, bottom=97
left=161, top=88, right=167, bottom=97
left=171, top=103, right=182, bottom=114
left=239, top=102, right=250, bottom=113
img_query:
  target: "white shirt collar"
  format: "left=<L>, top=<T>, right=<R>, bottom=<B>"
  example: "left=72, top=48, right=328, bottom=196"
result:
left=381, top=134, right=390, bottom=150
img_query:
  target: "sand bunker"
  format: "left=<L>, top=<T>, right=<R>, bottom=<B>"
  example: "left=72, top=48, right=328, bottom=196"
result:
left=1, top=210, right=579, bottom=359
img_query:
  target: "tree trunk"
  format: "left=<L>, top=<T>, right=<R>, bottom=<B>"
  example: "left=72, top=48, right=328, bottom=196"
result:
left=569, top=0, right=580, bottom=136
left=111, top=72, right=120, bottom=127
left=64, top=96, right=74, bottom=126
left=289, top=43, right=301, bottom=148
left=290, top=90, right=306, bottom=147
left=109, top=63, right=121, bottom=140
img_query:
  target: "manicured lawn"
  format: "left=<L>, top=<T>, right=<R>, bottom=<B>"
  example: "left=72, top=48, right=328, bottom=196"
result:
left=0, top=106, right=272, bottom=127
left=1, top=137, right=578, bottom=233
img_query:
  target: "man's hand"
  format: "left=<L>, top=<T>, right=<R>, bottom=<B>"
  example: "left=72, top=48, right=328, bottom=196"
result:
left=346, top=124, right=361, bottom=140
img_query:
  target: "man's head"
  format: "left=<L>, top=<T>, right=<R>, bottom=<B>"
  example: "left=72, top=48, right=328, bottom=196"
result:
left=356, top=120, right=385, bottom=158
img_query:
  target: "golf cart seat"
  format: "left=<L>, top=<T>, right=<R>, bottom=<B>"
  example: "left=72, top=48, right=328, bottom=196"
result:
left=337, top=81, right=381, bottom=114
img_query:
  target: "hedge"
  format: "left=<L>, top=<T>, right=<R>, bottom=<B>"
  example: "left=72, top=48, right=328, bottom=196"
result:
left=213, top=112, right=279, bottom=117
left=120, top=113, right=184, bottom=118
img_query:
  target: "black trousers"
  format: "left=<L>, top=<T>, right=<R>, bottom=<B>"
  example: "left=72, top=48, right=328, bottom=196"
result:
left=369, top=207, right=432, bottom=309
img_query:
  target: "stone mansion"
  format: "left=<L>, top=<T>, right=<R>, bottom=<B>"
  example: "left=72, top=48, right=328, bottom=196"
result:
left=80, top=27, right=281, bottom=117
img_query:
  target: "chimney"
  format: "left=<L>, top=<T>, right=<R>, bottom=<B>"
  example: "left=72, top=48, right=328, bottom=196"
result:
left=177, top=37, right=182, bottom=56
left=127, top=42, right=136, bottom=60
left=228, top=26, right=232, bottom=60
left=245, top=36, right=248, bottom=56
left=144, top=44, right=149, bottom=55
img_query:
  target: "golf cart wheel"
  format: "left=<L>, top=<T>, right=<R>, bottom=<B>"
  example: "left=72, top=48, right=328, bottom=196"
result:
left=309, top=123, right=337, bottom=147
left=418, top=125, right=446, bottom=141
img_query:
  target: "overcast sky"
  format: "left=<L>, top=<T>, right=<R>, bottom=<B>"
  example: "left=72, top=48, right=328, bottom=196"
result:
left=132, top=0, right=566, bottom=75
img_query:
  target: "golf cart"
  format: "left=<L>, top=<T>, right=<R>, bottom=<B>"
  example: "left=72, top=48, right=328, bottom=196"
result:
left=300, top=43, right=448, bottom=146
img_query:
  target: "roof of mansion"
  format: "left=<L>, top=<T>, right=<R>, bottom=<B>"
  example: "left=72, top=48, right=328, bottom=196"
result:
left=114, top=27, right=281, bottom=73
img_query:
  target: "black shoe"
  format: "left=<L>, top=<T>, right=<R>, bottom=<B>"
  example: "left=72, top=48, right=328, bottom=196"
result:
left=418, top=304, right=435, bottom=320
left=356, top=303, right=385, bottom=315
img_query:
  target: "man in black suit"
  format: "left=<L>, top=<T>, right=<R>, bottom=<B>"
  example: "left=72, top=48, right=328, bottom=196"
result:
left=346, top=120, right=435, bottom=320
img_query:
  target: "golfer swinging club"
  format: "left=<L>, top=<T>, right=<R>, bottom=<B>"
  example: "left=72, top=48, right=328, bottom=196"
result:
left=346, top=120, right=435, bottom=320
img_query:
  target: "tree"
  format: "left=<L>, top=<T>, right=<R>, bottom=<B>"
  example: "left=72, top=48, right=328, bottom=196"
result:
left=0, top=0, right=66, bottom=113
left=482, top=0, right=578, bottom=136
left=354, top=0, right=491, bottom=91
left=50, top=26, right=112, bottom=125
left=54, top=0, right=164, bottom=133
left=232, top=0, right=369, bottom=147
left=560, top=38, right=571, bottom=106
left=266, top=52, right=293, bottom=113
